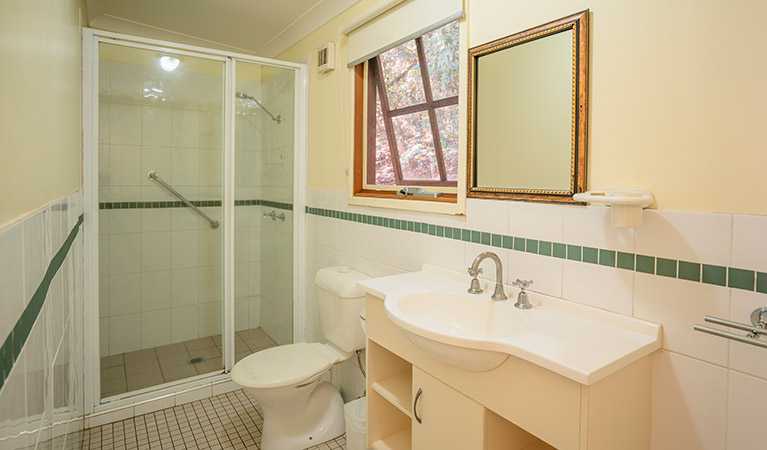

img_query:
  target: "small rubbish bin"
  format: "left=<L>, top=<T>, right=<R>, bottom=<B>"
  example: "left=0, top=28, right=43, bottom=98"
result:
left=344, top=397, right=367, bottom=450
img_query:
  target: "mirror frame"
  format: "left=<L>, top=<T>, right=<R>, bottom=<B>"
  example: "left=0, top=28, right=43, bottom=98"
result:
left=467, top=10, right=589, bottom=203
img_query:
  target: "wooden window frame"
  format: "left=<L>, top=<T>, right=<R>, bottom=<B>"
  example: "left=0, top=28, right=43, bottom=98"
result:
left=353, top=33, right=459, bottom=203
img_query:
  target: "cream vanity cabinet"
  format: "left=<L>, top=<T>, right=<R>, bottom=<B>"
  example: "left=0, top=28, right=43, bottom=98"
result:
left=365, top=293, right=654, bottom=450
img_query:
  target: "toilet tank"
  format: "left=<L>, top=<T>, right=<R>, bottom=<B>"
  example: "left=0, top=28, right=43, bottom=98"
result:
left=314, top=266, right=370, bottom=353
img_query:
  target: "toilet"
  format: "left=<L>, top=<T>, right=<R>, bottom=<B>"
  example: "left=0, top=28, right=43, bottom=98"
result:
left=231, top=266, right=370, bottom=450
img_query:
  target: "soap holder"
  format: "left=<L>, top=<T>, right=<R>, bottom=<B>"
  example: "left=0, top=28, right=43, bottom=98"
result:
left=573, top=188, right=654, bottom=227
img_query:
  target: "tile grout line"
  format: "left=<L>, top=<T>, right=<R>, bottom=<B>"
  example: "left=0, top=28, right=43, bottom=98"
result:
left=305, top=206, right=767, bottom=296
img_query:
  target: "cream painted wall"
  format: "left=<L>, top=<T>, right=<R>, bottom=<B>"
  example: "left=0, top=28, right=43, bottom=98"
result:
left=0, top=0, right=87, bottom=228
left=280, top=0, right=767, bottom=214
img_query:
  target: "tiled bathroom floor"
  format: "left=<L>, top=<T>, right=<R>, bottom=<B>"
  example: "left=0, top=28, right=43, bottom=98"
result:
left=70, top=389, right=346, bottom=450
left=101, top=328, right=278, bottom=397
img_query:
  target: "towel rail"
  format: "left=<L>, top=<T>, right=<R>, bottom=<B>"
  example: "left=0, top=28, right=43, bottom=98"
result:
left=693, top=307, right=767, bottom=350
left=147, top=171, right=220, bottom=229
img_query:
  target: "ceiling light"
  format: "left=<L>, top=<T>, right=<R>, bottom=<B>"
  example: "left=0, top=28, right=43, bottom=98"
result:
left=159, top=56, right=180, bottom=72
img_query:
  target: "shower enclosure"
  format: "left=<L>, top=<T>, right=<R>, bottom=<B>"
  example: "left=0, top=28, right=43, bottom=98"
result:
left=82, top=29, right=306, bottom=413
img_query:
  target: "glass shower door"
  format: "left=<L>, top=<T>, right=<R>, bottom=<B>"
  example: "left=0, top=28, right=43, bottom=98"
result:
left=97, top=43, right=226, bottom=398
left=232, top=61, right=296, bottom=361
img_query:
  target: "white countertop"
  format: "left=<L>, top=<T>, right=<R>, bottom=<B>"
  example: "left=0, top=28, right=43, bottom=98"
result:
left=358, top=264, right=662, bottom=385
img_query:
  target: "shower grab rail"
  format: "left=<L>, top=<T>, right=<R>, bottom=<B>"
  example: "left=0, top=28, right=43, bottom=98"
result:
left=147, top=171, right=220, bottom=229
left=693, top=307, right=767, bottom=350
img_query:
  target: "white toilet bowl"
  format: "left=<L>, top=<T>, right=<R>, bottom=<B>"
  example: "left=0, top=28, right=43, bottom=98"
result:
left=231, top=342, right=349, bottom=450
left=231, top=266, right=369, bottom=450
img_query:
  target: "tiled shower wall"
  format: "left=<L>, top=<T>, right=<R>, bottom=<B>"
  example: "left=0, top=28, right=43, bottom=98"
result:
left=305, top=189, right=767, bottom=449
left=98, top=60, right=263, bottom=357
left=257, top=69, right=296, bottom=346
left=0, top=192, right=85, bottom=449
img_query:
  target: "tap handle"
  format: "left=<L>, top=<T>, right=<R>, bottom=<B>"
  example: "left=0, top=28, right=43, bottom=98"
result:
left=512, top=279, right=533, bottom=290
left=467, top=267, right=483, bottom=277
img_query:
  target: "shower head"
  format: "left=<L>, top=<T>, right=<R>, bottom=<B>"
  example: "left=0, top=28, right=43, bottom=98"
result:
left=235, top=91, right=281, bottom=124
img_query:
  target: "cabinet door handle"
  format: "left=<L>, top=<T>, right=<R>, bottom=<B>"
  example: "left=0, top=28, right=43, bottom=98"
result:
left=414, top=387, right=423, bottom=424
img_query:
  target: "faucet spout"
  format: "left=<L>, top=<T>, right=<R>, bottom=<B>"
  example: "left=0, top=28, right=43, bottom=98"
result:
left=467, top=252, right=507, bottom=301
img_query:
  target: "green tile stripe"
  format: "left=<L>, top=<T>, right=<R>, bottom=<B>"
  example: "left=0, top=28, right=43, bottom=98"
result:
left=305, top=206, right=767, bottom=295
left=99, top=199, right=293, bottom=211
left=1, top=214, right=84, bottom=392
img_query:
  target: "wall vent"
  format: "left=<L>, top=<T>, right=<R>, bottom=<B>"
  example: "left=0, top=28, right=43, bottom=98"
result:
left=317, top=42, right=335, bottom=73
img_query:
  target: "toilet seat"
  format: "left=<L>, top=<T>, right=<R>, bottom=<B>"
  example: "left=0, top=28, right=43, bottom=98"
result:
left=231, top=342, right=344, bottom=389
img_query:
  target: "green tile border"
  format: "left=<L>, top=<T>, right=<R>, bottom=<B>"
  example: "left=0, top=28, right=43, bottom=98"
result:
left=304, top=206, right=767, bottom=296
left=1, top=214, right=84, bottom=391
left=100, top=199, right=293, bottom=212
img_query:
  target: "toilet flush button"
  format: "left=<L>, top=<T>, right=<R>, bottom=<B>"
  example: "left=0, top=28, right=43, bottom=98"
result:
left=339, top=266, right=350, bottom=273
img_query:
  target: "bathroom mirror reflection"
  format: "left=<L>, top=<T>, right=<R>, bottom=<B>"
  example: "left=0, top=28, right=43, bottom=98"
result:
left=467, top=10, right=589, bottom=202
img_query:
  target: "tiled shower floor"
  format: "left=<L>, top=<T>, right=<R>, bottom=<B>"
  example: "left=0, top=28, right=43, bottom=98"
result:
left=101, top=328, right=278, bottom=397
left=72, top=389, right=347, bottom=450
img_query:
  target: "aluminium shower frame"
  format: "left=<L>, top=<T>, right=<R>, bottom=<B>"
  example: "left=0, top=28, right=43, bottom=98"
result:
left=81, top=28, right=308, bottom=416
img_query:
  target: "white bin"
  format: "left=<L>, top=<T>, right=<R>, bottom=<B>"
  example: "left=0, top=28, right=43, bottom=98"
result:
left=344, top=397, right=367, bottom=450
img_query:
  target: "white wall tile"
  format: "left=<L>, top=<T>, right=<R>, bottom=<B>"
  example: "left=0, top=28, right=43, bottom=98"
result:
left=563, top=205, right=634, bottom=252
left=562, top=260, right=633, bottom=315
left=399, top=231, right=429, bottom=272
left=110, top=210, right=141, bottom=234
left=109, top=145, right=142, bottom=186
left=507, top=251, right=563, bottom=298
left=466, top=199, right=509, bottom=235
left=171, top=148, right=200, bottom=186
left=108, top=273, right=141, bottom=316
left=427, top=236, right=465, bottom=273
left=141, top=270, right=171, bottom=312
left=110, top=62, right=142, bottom=105
left=109, top=314, right=142, bottom=354
left=727, top=370, right=767, bottom=450
left=731, top=214, right=767, bottom=271
left=171, top=230, right=199, bottom=269
left=141, top=147, right=172, bottom=186
left=171, top=268, right=199, bottom=307
left=141, top=231, right=171, bottom=272
left=636, top=210, right=731, bottom=266
left=651, top=351, right=727, bottom=450
left=508, top=201, right=563, bottom=242
left=198, top=301, right=222, bottom=337
left=0, top=225, right=24, bottom=339
left=141, top=310, right=171, bottom=349
left=142, top=106, right=172, bottom=147
left=729, top=290, right=767, bottom=380
left=634, top=273, right=729, bottom=365
left=172, top=110, right=200, bottom=148
left=171, top=305, right=199, bottom=343
left=109, top=233, right=141, bottom=275
left=141, top=209, right=171, bottom=232
left=109, top=104, right=142, bottom=145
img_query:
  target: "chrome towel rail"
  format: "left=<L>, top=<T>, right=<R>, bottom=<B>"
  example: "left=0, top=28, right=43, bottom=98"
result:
left=693, top=307, right=767, bottom=349
left=147, top=171, right=220, bottom=229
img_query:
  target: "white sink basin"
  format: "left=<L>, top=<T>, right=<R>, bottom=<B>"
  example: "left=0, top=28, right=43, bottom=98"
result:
left=358, top=265, right=662, bottom=384
left=386, top=292, right=532, bottom=371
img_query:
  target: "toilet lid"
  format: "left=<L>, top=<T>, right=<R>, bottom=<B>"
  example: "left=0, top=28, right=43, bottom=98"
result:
left=231, top=342, right=341, bottom=389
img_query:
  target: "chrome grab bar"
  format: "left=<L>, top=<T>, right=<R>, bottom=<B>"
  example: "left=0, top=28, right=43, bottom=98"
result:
left=147, top=171, right=220, bottom=229
left=693, top=308, right=767, bottom=350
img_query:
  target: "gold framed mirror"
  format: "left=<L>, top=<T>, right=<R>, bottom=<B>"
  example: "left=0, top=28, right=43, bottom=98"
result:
left=467, top=10, right=589, bottom=202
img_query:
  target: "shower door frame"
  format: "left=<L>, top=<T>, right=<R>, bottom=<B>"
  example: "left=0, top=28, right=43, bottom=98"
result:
left=82, top=28, right=308, bottom=416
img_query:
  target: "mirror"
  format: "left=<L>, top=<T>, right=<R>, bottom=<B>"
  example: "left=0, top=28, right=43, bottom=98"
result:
left=468, top=10, right=589, bottom=202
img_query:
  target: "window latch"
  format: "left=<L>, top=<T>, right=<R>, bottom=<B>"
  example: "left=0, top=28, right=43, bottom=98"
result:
left=397, top=187, right=441, bottom=198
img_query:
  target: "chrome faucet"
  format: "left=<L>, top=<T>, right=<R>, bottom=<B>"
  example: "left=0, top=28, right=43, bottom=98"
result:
left=512, top=279, right=534, bottom=309
left=467, top=252, right=507, bottom=301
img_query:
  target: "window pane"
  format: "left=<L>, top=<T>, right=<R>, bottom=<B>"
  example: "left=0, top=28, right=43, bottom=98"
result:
left=422, top=21, right=460, bottom=100
left=392, top=111, right=439, bottom=180
left=378, top=41, right=426, bottom=109
left=374, top=96, right=396, bottom=185
left=435, top=105, right=459, bottom=181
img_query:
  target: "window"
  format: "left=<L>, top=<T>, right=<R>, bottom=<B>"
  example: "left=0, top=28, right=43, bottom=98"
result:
left=364, top=20, right=459, bottom=190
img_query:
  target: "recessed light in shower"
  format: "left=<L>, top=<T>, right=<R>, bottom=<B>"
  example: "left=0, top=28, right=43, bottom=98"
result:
left=159, top=56, right=180, bottom=72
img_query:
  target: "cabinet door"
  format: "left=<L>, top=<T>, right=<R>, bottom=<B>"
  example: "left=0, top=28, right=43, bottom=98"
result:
left=412, top=367, right=485, bottom=450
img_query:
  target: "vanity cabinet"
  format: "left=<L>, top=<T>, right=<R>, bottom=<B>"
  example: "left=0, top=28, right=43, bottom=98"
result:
left=365, top=293, right=652, bottom=450
left=411, top=367, right=484, bottom=450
